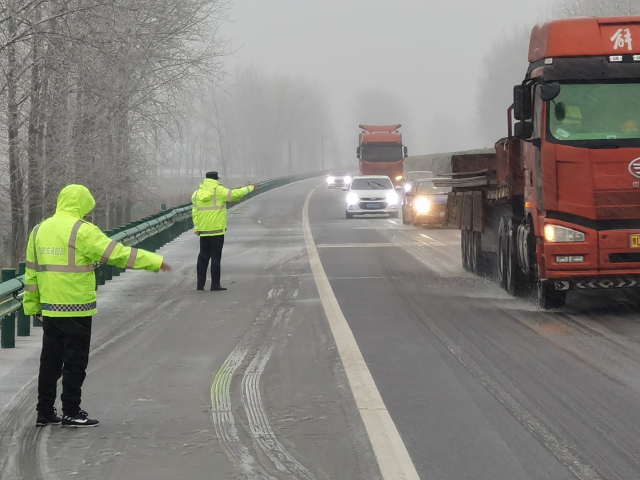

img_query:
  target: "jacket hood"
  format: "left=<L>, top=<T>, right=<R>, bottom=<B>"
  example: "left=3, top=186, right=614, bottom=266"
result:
left=198, top=178, right=221, bottom=202
left=56, top=184, right=96, bottom=218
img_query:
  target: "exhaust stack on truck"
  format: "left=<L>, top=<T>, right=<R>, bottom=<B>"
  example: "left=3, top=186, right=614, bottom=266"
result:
left=439, top=16, right=640, bottom=308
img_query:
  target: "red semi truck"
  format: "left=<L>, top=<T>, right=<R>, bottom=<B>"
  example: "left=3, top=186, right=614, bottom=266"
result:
left=357, top=125, right=408, bottom=185
left=441, top=16, right=640, bottom=308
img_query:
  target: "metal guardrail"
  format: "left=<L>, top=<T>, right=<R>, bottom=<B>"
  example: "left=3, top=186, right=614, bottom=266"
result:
left=0, top=171, right=322, bottom=348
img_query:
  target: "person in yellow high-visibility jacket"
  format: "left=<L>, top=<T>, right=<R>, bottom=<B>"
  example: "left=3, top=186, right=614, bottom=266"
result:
left=24, top=184, right=171, bottom=428
left=191, top=171, right=257, bottom=290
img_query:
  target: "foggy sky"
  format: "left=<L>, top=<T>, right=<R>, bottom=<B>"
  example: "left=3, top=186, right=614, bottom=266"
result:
left=223, top=0, right=556, bottom=164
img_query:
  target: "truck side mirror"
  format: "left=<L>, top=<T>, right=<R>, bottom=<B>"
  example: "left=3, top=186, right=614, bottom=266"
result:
left=403, top=146, right=408, bottom=158
left=513, top=85, right=532, bottom=121
left=514, top=121, right=534, bottom=140
left=356, top=146, right=361, bottom=159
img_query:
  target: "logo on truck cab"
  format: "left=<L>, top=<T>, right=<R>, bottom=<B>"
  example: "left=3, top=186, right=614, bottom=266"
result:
left=629, top=158, right=640, bottom=179
left=611, top=29, right=633, bottom=50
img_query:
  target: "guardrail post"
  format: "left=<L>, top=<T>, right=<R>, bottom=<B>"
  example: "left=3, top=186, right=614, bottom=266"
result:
left=1, top=268, right=16, bottom=348
left=17, top=262, right=29, bottom=337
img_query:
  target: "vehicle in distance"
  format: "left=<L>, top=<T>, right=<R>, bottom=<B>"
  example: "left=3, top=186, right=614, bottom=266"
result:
left=345, top=175, right=400, bottom=219
left=327, top=170, right=352, bottom=189
left=403, top=170, right=434, bottom=192
left=402, top=179, right=451, bottom=226
left=356, top=125, right=408, bottom=185
left=440, top=16, right=640, bottom=309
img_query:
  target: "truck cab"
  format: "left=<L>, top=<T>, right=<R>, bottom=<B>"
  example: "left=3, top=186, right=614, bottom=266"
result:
left=513, top=17, right=640, bottom=305
left=357, top=124, right=408, bottom=185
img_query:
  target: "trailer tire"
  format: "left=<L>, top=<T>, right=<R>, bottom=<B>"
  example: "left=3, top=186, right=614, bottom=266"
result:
left=473, top=231, right=491, bottom=276
left=538, top=280, right=567, bottom=309
left=462, top=229, right=471, bottom=271
left=469, top=230, right=479, bottom=273
left=506, top=218, right=527, bottom=296
left=497, top=218, right=507, bottom=289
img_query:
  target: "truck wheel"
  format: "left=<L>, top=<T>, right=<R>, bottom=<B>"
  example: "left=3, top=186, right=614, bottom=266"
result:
left=497, top=218, right=507, bottom=289
left=402, top=209, right=410, bottom=225
left=461, top=230, right=471, bottom=271
left=538, top=280, right=567, bottom=309
left=469, top=230, right=478, bottom=273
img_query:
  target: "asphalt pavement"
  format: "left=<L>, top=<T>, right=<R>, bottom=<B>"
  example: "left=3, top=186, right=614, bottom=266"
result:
left=3, top=178, right=640, bottom=479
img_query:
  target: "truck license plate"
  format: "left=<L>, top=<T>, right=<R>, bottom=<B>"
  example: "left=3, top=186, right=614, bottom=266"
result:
left=631, top=234, right=640, bottom=248
left=366, top=203, right=380, bottom=209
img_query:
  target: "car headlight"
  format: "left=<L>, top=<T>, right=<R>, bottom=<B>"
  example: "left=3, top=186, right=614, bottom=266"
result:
left=346, top=192, right=359, bottom=205
left=544, top=225, right=586, bottom=243
left=414, top=197, right=431, bottom=214
left=386, top=190, right=399, bottom=205
left=327, top=176, right=335, bottom=184
left=395, top=175, right=403, bottom=181
left=344, top=176, right=352, bottom=184
left=404, top=183, right=412, bottom=192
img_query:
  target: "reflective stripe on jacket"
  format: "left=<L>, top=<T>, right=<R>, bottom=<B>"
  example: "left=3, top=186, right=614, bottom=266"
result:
left=191, top=179, right=254, bottom=236
left=23, top=184, right=164, bottom=318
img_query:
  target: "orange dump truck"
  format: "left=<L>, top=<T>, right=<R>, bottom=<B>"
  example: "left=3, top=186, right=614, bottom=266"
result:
left=441, top=17, right=640, bottom=308
left=357, top=125, right=408, bottom=185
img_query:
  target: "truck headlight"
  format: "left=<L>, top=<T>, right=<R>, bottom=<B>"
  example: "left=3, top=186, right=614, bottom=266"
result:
left=414, top=197, right=431, bottom=214
left=395, top=175, right=404, bottom=181
left=344, top=176, right=352, bottom=184
left=404, top=183, right=412, bottom=192
left=544, top=225, right=586, bottom=243
left=346, top=192, right=359, bottom=205
left=386, top=190, right=399, bottom=205
left=327, top=176, right=335, bottom=184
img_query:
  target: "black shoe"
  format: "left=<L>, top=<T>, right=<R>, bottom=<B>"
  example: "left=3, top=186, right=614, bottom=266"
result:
left=197, top=287, right=204, bottom=291
left=36, top=408, right=62, bottom=426
left=61, top=410, right=99, bottom=428
left=211, top=285, right=227, bottom=291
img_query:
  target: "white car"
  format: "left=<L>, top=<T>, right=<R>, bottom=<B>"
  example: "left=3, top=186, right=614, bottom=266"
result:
left=344, top=175, right=400, bottom=219
left=327, top=170, right=352, bottom=188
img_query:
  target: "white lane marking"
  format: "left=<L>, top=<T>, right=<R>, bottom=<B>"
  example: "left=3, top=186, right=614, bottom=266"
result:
left=303, top=186, right=420, bottom=480
left=242, top=306, right=315, bottom=480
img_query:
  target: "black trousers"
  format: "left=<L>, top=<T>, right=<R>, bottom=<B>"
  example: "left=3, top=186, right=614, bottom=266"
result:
left=197, top=235, right=225, bottom=289
left=37, top=316, right=92, bottom=417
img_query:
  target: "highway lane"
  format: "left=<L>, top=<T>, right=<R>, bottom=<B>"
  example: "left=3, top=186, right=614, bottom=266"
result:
left=6, top=178, right=640, bottom=479
left=311, top=184, right=640, bottom=480
left=3, top=179, right=380, bottom=480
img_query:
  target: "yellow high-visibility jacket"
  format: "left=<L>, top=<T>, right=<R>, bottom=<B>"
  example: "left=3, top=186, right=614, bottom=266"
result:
left=23, top=184, right=164, bottom=317
left=191, top=179, right=254, bottom=236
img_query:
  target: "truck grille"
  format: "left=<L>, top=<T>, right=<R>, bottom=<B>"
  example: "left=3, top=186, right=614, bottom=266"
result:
left=595, top=191, right=640, bottom=206
left=596, top=206, right=640, bottom=220
left=595, top=191, right=640, bottom=219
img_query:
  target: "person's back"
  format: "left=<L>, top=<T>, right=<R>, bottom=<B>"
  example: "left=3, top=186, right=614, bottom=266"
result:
left=25, top=184, right=170, bottom=428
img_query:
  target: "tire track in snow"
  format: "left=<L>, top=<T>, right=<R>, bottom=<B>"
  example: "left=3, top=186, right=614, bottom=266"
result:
left=242, top=300, right=315, bottom=480
left=212, top=284, right=313, bottom=479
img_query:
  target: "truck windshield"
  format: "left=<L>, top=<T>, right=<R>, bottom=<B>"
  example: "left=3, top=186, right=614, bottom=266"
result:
left=548, top=82, right=640, bottom=144
left=362, top=145, right=403, bottom=162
